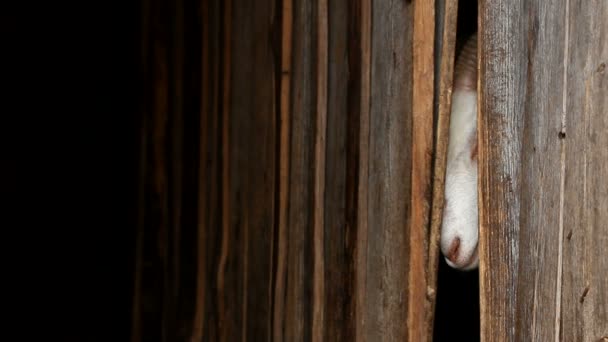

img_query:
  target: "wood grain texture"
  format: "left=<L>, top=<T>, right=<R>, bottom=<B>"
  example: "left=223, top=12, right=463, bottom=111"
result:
left=132, top=1, right=211, bottom=341
left=478, top=0, right=527, bottom=340
left=353, top=0, right=371, bottom=340
left=273, top=0, right=292, bottom=339
left=312, top=0, right=328, bottom=340
left=133, top=0, right=174, bottom=339
left=322, top=0, right=351, bottom=340
left=409, top=0, right=435, bottom=341
left=227, top=0, right=277, bottom=340
left=427, top=0, right=457, bottom=339
left=133, top=0, right=440, bottom=339
left=193, top=0, right=223, bottom=340
left=282, top=0, right=316, bottom=339
left=560, top=0, right=608, bottom=340
left=363, top=0, right=414, bottom=340
left=479, top=0, right=608, bottom=340
left=216, top=0, right=232, bottom=339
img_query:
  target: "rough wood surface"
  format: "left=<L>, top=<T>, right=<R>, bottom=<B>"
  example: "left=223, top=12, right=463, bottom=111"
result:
left=479, top=0, right=608, bottom=340
left=133, top=0, right=440, bottom=340
left=479, top=1, right=528, bottom=339
left=311, top=0, right=328, bottom=338
left=193, top=0, right=224, bottom=340
left=127, top=0, right=608, bottom=339
left=282, top=1, right=317, bottom=339
left=410, top=1, right=435, bottom=341
left=362, top=1, right=415, bottom=340
left=273, top=0, right=292, bottom=339
left=349, top=1, right=371, bottom=340
left=226, top=0, right=277, bottom=340
left=560, top=1, right=607, bottom=340
left=131, top=1, right=214, bottom=341
left=322, top=0, right=351, bottom=340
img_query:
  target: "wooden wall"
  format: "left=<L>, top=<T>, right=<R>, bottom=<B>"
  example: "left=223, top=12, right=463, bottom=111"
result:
left=479, top=0, right=608, bottom=340
left=130, top=0, right=608, bottom=340
left=132, top=0, right=439, bottom=341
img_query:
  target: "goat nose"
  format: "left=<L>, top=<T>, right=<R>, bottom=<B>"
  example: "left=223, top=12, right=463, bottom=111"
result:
left=446, top=237, right=461, bottom=263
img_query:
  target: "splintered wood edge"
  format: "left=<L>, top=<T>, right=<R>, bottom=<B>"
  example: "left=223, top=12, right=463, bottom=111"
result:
left=426, top=0, right=459, bottom=339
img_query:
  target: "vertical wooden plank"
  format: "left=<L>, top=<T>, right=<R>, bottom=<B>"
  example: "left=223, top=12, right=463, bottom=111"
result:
left=283, top=0, right=315, bottom=339
left=511, top=0, right=567, bottom=340
left=410, top=0, right=435, bottom=341
left=480, top=0, right=607, bottom=340
left=132, top=0, right=199, bottom=339
left=229, top=0, right=277, bottom=339
left=478, top=0, right=527, bottom=340
left=322, top=0, right=350, bottom=339
left=240, top=0, right=277, bottom=337
left=223, top=0, right=248, bottom=338
left=273, top=0, right=343, bottom=339
left=312, top=0, right=328, bottom=339
left=220, top=0, right=245, bottom=339
left=353, top=0, right=371, bottom=340
left=363, top=0, right=414, bottom=340
left=561, top=0, right=608, bottom=341
left=192, top=0, right=223, bottom=339
left=208, top=0, right=233, bottom=339
left=273, top=0, right=292, bottom=339
left=191, top=0, right=209, bottom=338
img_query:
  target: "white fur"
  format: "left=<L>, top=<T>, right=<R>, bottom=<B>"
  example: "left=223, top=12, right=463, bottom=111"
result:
left=441, top=89, right=479, bottom=270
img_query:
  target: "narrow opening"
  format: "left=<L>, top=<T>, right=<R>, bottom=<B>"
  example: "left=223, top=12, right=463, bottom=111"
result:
left=433, top=1, right=480, bottom=341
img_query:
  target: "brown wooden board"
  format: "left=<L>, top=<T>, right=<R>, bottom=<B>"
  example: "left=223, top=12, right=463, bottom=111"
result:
left=479, top=0, right=608, bottom=340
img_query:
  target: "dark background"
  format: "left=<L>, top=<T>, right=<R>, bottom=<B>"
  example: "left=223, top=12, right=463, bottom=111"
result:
left=2, top=1, right=140, bottom=340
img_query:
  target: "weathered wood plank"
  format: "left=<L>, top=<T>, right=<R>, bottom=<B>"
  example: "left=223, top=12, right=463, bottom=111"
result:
left=312, top=0, right=328, bottom=340
left=322, top=0, right=351, bottom=339
left=478, top=0, right=528, bottom=340
left=281, top=0, right=317, bottom=339
left=511, top=0, right=567, bottom=339
left=362, top=0, right=414, bottom=340
left=272, top=0, right=292, bottom=339
left=352, top=0, right=371, bottom=340
left=409, top=0, right=435, bottom=341
left=561, top=0, right=608, bottom=340
left=480, top=0, right=608, bottom=340
left=227, top=0, right=277, bottom=340
left=215, top=0, right=232, bottom=339
left=192, top=0, right=223, bottom=340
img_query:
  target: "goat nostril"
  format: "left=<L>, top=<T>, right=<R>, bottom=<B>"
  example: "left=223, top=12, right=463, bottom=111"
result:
left=447, top=237, right=461, bottom=263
